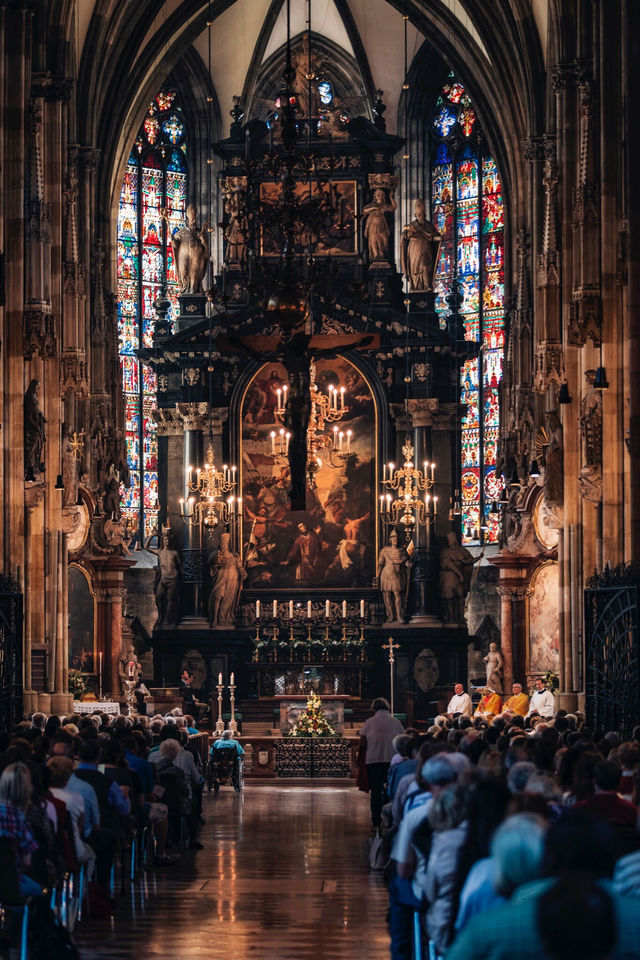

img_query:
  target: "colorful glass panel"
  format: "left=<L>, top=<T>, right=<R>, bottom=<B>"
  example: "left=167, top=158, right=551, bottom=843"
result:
left=117, top=91, right=188, bottom=541
left=430, top=76, right=505, bottom=544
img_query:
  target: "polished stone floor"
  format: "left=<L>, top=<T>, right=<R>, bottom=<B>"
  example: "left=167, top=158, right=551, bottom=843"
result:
left=75, top=783, right=389, bottom=959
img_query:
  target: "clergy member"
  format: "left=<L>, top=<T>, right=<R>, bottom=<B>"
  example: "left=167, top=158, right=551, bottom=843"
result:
left=527, top=677, right=555, bottom=719
left=474, top=688, right=502, bottom=719
left=503, top=682, right=529, bottom=717
left=446, top=683, right=473, bottom=717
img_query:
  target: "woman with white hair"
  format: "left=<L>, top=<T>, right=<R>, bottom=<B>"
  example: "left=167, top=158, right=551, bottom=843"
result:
left=455, top=812, right=548, bottom=934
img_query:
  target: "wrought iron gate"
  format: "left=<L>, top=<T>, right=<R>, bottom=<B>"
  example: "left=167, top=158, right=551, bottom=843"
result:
left=0, top=575, right=23, bottom=734
left=585, top=564, right=640, bottom=738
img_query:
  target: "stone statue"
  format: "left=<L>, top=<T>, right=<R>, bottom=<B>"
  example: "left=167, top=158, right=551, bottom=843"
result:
left=543, top=410, right=564, bottom=507
left=208, top=532, right=246, bottom=627
left=224, top=193, right=247, bottom=264
left=61, top=422, right=79, bottom=507
left=118, top=637, right=141, bottom=687
left=145, top=526, right=182, bottom=627
left=438, top=530, right=480, bottom=624
left=24, top=379, right=46, bottom=476
left=103, top=462, right=121, bottom=519
left=165, top=203, right=209, bottom=295
left=400, top=199, right=442, bottom=291
left=362, top=188, right=397, bottom=261
left=292, top=38, right=323, bottom=118
left=373, top=530, right=410, bottom=624
left=483, top=641, right=504, bottom=695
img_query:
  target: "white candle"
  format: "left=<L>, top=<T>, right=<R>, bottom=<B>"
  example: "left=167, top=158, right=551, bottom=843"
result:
left=230, top=672, right=235, bottom=686
left=325, top=600, right=330, bottom=618
left=434, top=496, right=438, bottom=514
left=256, top=600, right=261, bottom=619
left=342, top=600, right=347, bottom=618
left=285, top=432, right=290, bottom=453
left=289, top=600, right=294, bottom=619
left=273, top=599, right=278, bottom=618
left=338, top=431, right=343, bottom=451
left=307, top=600, right=312, bottom=618
left=346, top=430, right=352, bottom=452
left=360, top=600, right=365, bottom=618
left=389, top=462, right=395, bottom=479
left=383, top=463, right=386, bottom=482
left=431, top=463, right=435, bottom=481
left=270, top=431, right=276, bottom=454
left=333, top=426, right=338, bottom=448
left=276, top=388, right=282, bottom=411
left=218, top=672, right=223, bottom=685
left=340, top=387, right=345, bottom=410
left=379, top=495, right=384, bottom=512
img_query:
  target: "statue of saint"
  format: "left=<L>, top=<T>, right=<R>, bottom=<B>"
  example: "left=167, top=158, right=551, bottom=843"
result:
left=438, top=531, right=480, bottom=623
left=118, top=637, right=141, bottom=686
left=208, top=532, right=246, bottom=627
left=61, top=422, right=79, bottom=508
left=292, top=38, right=323, bottom=119
left=145, top=527, right=182, bottom=627
left=374, top=530, right=410, bottom=624
left=543, top=410, right=564, bottom=507
left=102, top=462, right=121, bottom=519
left=224, top=194, right=247, bottom=264
left=483, top=641, right=504, bottom=695
left=400, top=199, right=442, bottom=291
left=24, top=379, right=46, bottom=476
left=164, top=203, right=209, bottom=295
left=362, top=187, right=397, bottom=261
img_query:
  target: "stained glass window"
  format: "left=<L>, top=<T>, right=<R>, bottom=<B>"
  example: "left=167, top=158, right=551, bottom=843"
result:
left=117, top=90, right=188, bottom=543
left=430, top=72, right=505, bottom=545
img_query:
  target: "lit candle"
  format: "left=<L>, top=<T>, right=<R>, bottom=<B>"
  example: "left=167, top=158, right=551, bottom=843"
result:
left=289, top=600, right=294, bottom=619
left=270, top=431, right=276, bottom=454
left=383, top=464, right=386, bottom=483
left=346, top=430, right=352, bottom=452
left=218, top=672, right=223, bottom=685
left=187, top=465, right=193, bottom=483
left=307, top=600, right=312, bottom=618
left=389, top=462, right=395, bottom=480
left=273, top=599, right=278, bottom=618
left=379, top=494, right=384, bottom=512
left=342, top=600, right=347, bottom=618
left=179, top=498, right=185, bottom=516
left=283, top=384, right=288, bottom=405
left=338, top=431, right=343, bottom=451
left=431, top=462, right=435, bottom=481
left=423, top=461, right=428, bottom=475
left=340, top=387, right=345, bottom=410
left=333, top=426, right=338, bottom=448
left=230, top=672, right=235, bottom=686
left=360, top=599, right=365, bottom=618
left=434, top=496, right=438, bottom=514
left=256, top=600, right=261, bottom=619
left=276, top=388, right=282, bottom=411
left=325, top=600, right=330, bottom=618
left=285, top=432, right=290, bottom=453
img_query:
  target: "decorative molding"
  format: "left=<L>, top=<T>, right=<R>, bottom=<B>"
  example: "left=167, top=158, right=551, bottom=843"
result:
left=23, top=305, right=56, bottom=359
left=61, top=348, right=88, bottom=398
left=31, top=71, right=73, bottom=102
left=533, top=340, right=563, bottom=394
left=568, top=287, right=602, bottom=347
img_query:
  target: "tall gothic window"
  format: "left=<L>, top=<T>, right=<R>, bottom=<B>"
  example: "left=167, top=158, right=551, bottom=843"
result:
left=117, top=90, right=188, bottom=542
left=430, top=72, right=504, bottom=545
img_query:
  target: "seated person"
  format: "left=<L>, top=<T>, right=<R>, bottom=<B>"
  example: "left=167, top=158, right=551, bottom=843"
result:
left=502, top=682, right=529, bottom=717
left=179, top=670, right=208, bottom=722
left=474, top=688, right=502, bottom=719
left=210, top=729, right=245, bottom=759
left=446, top=683, right=473, bottom=717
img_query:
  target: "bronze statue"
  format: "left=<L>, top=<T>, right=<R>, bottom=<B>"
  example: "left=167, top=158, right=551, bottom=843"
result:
left=24, top=379, right=46, bottom=476
left=164, top=203, right=209, bottom=295
left=374, top=530, right=410, bottom=624
left=400, top=199, right=442, bottom=291
left=208, top=532, right=246, bottom=627
left=362, top=187, right=396, bottom=261
left=145, top=526, right=182, bottom=627
left=439, top=531, right=480, bottom=623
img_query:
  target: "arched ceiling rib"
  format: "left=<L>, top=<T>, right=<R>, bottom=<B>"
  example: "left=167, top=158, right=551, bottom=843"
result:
left=262, top=0, right=354, bottom=60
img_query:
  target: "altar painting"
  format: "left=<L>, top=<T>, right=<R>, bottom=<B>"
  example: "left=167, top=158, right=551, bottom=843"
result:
left=69, top=565, right=95, bottom=673
left=259, top=180, right=357, bottom=256
left=241, top=357, right=374, bottom=589
left=528, top=561, right=560, bottom=674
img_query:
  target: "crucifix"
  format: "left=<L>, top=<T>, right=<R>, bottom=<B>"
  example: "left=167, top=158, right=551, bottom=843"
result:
left=382, top=636, right=400, bottom=717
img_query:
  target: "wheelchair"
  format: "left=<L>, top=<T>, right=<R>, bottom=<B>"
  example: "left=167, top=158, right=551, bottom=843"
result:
left=207, top=748, right=244, bottom=793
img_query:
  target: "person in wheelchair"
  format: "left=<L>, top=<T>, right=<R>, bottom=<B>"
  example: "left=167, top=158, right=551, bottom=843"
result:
left=209, top=731, right=244, bottom=792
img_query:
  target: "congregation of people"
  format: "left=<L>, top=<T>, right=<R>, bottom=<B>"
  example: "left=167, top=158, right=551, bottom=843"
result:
left=359, top=685, right=640, bottom=960
left=0, top=705, right=210, bottom=946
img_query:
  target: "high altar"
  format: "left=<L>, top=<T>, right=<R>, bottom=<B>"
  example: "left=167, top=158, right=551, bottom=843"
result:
left=127, top=64, right=475, bottom=749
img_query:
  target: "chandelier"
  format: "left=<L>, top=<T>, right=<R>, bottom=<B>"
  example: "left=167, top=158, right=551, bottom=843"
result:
left=270, top=361, right=353, bottom=484
left=380, top=437, right=438, bottom=530
left=179, top=438, right=238, bottom=529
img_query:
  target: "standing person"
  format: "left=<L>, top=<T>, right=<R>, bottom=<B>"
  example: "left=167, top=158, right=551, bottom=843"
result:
left=359, top=698, right=404, bottom=828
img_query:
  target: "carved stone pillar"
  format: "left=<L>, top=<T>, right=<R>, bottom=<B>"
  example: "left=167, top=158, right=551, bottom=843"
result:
left=23, top=485, right=44, bottom=714
left=93, top=557, right=135, bottom=697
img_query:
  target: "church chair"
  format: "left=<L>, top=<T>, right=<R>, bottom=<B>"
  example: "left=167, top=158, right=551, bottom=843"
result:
left=0, top=837, right=29, bottom=960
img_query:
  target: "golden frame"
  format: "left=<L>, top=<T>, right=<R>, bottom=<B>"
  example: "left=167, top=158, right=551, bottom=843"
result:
left=68, top=563, right=97, bottom=675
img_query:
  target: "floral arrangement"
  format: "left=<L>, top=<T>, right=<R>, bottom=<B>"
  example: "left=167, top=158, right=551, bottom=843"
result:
left=68, top=669, right=87, bottom=699
left=288, top=692, right=336, bottom=738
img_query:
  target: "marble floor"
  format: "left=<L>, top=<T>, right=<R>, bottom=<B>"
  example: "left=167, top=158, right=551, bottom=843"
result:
left=75, top=783, right=389, bottom=959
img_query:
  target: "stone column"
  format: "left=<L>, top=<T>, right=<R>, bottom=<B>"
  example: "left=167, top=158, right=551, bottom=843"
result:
left=93, top=556, right=135, bottom=698
left=496, top=586, right=514, bottom=694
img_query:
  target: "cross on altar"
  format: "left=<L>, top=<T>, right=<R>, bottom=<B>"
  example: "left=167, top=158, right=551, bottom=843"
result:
left=382, top=637, right=400, bottom=716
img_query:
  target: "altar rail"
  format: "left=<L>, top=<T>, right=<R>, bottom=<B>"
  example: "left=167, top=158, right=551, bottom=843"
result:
left=274, top=737, right=352, bottom=778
